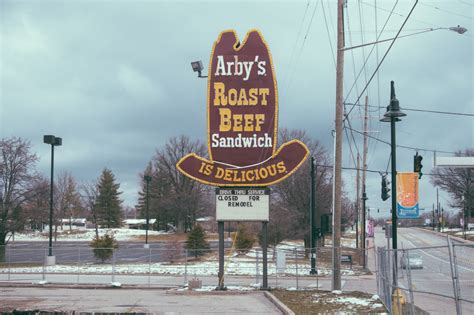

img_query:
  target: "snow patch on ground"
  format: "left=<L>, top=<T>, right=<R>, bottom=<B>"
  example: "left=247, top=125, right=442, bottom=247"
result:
left=11, top=228, right=171, bottom=242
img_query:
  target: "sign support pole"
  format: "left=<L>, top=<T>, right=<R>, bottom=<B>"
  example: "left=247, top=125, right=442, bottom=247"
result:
left=310, top=158, right=317, bottom=274
left=217, top=220, right=225, bottom=290
left=262, top=221, right=268, bottom=290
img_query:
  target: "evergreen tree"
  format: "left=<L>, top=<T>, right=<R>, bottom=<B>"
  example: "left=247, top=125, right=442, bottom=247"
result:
left=185, top=224, right=210, bottom=258
left=95, top=168, right=123, bottom=228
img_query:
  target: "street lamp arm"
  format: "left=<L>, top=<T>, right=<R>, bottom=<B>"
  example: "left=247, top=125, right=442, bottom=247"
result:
left=341, top=26, right=467, bottom=51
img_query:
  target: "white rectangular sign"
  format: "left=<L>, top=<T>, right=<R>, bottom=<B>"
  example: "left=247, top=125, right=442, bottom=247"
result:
left=216, top=188, right=269, bottom=221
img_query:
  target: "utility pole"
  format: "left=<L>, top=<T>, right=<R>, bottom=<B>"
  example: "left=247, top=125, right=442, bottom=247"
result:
left=362, top=95, right=369, bottom=263
left=432, top=204, right=435, bottom=231
left=437, top=188, right=440, bottom=232
left=356, top=154, right=360, bottom=249
left=332, top=0, right=345, bottom=291
left=310, top=157, right=318, bottom=275
left=362, top=189, right=368, bottom=269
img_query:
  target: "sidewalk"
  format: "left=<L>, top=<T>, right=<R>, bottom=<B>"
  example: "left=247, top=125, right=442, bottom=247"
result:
left=0, top=286, right=285, bottom=314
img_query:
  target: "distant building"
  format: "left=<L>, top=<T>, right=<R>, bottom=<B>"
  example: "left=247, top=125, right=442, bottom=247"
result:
left=123, top=219, right=157, bottom=230
left=196, top=216, right=216, bottom=233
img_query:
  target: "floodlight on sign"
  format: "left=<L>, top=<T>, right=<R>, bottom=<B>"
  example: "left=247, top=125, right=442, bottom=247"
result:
left=191, top=60, right=203, bottom=73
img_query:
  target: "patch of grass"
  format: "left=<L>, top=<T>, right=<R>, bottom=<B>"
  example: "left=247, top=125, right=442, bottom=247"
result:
left=272, top=289, right=387, bottom=314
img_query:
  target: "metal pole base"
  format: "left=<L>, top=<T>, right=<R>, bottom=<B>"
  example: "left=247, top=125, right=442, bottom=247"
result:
left=45, top=256, right=56, bottom=266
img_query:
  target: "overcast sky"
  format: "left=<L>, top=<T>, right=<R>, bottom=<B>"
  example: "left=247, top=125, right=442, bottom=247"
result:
left=1, top=0, right=473, bottom=219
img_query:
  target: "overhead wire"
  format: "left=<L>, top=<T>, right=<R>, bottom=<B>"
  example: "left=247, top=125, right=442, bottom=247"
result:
left=280, top=0, right=311, bottom=100
left=458, top=0, right=473, bottom=7
left=283, top=0, right=320, bottom=96
left=344, top=0, right=419, bottom=121
left=419, top=1, right=474, bottom=20
left=321, top=0, right=337, bottom=69
left=344, top=102, right=474, bottom=117
left=345, top=126, right=466, bottom=155
left=368, top=0, right=383, bottom=167
left=342, top=0, right=398, bottom=107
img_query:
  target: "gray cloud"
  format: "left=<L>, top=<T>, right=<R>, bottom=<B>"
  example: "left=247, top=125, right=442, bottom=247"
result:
left=1, top=1, right=472, bottom=215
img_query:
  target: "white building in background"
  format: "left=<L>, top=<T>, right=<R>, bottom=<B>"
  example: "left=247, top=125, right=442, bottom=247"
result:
left=123, top=219, right=156, bottom=230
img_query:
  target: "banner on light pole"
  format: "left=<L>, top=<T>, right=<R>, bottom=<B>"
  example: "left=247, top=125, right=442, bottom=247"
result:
left=397, top=172, right=420, bottom=219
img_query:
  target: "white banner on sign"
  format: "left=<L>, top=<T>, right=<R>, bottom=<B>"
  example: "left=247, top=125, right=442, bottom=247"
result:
left=216, top=188, right=269, bottom=221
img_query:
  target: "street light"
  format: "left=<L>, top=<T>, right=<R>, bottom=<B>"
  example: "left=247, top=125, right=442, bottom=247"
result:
left=43, top=135, right=62, bottom=265
left=380, top=81, right=406, bottom=288
left=144, top=175, right=152, bottom=248
left=191, top=60, right=208, bottom=78
left=342, top=26, right=468, bottom=51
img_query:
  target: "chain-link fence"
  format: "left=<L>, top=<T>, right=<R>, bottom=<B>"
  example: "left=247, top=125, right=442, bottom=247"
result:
left=376, top=236, right=474, bottom=315
left=0, top=243, right=369, bottom=289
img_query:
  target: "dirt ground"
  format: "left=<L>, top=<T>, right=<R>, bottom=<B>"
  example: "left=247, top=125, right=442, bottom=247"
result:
left=271, top=289, right=387, bottom=314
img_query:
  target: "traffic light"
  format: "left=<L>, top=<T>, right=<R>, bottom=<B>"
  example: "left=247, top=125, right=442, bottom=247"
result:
left=381, top=174, right=390, bottom=201
left=414, top=152, right=423, bottom=179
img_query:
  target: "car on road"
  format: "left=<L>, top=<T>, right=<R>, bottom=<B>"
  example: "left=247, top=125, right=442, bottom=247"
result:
left=400, top=252, right=423, bottom=269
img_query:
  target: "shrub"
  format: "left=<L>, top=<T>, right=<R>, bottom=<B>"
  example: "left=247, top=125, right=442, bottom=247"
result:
left=185, top=224, right=210, bottom=258
left=90, top=231, right=118, bottom=262
left=235, top=224, right=255, bottom=254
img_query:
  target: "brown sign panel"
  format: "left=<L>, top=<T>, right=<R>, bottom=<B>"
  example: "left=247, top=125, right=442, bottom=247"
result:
left=177, top=29, right=309, bottom=186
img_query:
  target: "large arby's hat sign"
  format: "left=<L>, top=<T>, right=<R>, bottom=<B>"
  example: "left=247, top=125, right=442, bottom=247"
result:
left=177, top=29, right=309, bottom=186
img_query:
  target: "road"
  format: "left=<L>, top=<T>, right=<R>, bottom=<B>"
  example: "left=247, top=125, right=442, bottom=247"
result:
left=4, top=240, right=231, bottom=264
left=373, top=227, right=474, bottom=314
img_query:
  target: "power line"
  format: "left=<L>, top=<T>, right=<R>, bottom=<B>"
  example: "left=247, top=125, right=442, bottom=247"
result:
left=344, top=126, right=464, bottom=155
left=344, top=102, right=474, bottom=117
left=321, top=0, right=337, bottom=69
left=283, top=0, right=320, bottom=97
left=317, top=163, right=453, bottom=177
left=419, top=1, right=474, bottom=21
left=361, top=0, right=473, bottom=38
left=281, top=0, right=311, bottom=99
left=343, top=0, right=399, bottom=107
left=344, top=0, right=419, bottom=121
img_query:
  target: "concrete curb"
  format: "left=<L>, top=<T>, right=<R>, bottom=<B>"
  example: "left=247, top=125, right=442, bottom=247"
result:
left=0, top=281, right=174, bottom=290
left=264, top=291, right=295, bottom=315
left=414, top=227, right=473, bottom=244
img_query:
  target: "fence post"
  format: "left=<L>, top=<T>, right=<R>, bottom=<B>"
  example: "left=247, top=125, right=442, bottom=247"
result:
left=148, top=247, right=151, bottom=286
left=42, top=248, right=46, bottom=282
left=447, top=236, right=462, bottom=315
left=374, top=246, right=379, bottom=295
left=256, top=248, right=260, bottom=285
left=7, top=245, right=11, bottom=281
left=77, top=247, right=81, bottom=284
left=184, top=249, right=188, bottom=286
left=294, top=247, right=299, bottom=290
left=112, top=250, right=116, bottom=284
left=405, top=249, right=416, bottom=315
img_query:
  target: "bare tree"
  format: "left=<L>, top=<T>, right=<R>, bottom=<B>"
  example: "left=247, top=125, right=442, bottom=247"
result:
left=55, top=171, right=81, bottom=233
left=272, top=128, right=332, bottom=248
left=141, top=135, right=209, bottom=232
left=431, top=149, right=474, bottom=225
left=22, top=176, right=50, bottom=232
left=430, top=149, right=473, bottom=209
left=0, top=137, right=39, bottom=260
left=80, top=181, right=99, bottom=238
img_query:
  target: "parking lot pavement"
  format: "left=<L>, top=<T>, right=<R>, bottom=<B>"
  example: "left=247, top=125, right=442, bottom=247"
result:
left=0, top=286, right=283, bottom=314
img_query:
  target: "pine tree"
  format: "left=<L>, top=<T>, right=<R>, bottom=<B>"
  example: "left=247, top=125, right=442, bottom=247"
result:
left=95, top=168, right=123, bottom=228
left=185, top=224, right=210, bottom=258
